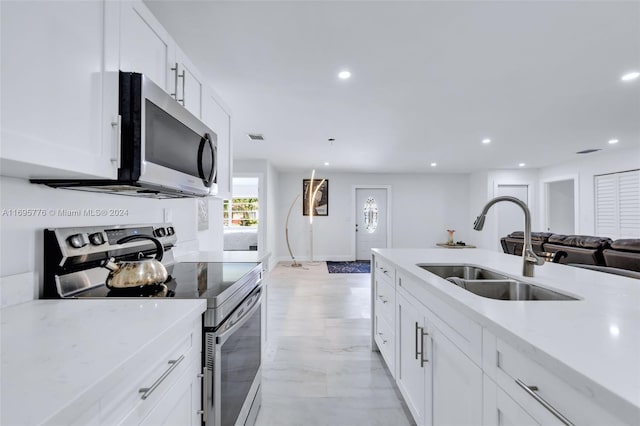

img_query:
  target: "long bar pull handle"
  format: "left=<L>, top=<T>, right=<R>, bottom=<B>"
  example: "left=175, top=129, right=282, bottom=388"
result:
left=178, top=69, right=186, bottom=106
left=515, top=379, right=574, bottom=426
left=415, top=322, right=420, bottom=360
left=170, top=62, right=179, bottom=99
left=110, top=115, right=121, bottom=165
left=420, top=328, right=429, bottom=367
left=139, top=354, right=185, bottom=400
left=197, top=367, right=208, bottom=422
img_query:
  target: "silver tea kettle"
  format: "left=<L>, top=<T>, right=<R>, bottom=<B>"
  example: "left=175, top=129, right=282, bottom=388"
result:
left=102, top=235, right=168, bottom=288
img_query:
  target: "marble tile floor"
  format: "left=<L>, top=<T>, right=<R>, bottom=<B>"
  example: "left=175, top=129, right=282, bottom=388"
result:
left=255, top=261, right=415, bottom=426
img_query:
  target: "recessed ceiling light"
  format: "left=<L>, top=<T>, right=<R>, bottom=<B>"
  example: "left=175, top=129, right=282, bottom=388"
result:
left=482, top=138, right=491, bottom=144
left=621, top=71, right=640, bottom=81
left=430, top=162, right=437, bottom=167
left=518, top=163, right=526, bottom=167
left=324, top=162, right=330, bottom=166
left=338, top=70, right=351, bottom=80
left=608, top=139, right=619, bottom=144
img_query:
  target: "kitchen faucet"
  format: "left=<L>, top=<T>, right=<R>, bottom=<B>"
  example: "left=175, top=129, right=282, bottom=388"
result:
left=473, top=196, right=544, bottom=277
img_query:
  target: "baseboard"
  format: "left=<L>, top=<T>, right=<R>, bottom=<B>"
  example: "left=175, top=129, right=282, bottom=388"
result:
left=275, top=254, right=355, bottom=264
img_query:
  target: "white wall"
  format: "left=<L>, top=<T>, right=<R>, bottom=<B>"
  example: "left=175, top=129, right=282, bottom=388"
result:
left=275, top=171, right=470, bottom=262
left=234, top=159, right=280, bottom=270
left=0, top=176, right=223, bottom=300
left=538, top=147, right=640, bottom=236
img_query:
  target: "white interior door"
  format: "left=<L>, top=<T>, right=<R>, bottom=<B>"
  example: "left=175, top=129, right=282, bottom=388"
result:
left=356, top=188, right=388, bottom=260
left=496, top=185, right=529, bottom=242
left=546, top=179, right=575, bottom=234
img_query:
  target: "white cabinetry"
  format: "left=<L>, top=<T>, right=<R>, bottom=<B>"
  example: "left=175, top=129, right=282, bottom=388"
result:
left=174, top=48, right=204, bottom=118
left=372, top=256, right=396, bottom=375
left=483, top=331, right=625, bottom=426
left=373, top=255, right=482, bottom=426
left=202, top=88, right=233, bottom=198
left=396, top=292, right=429, bottom=425
left=1, top=0, right=232, bottom=193
left=430, top=325, right=482, bottom=425
left=0, top=0, right=118, bottom=179
left=119, top=1, right=174, bottom=92
left=109, top=316, right=203, bottom=426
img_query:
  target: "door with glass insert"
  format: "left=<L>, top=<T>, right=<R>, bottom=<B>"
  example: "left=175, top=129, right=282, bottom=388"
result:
left=355, top=188, right=388, bottom=260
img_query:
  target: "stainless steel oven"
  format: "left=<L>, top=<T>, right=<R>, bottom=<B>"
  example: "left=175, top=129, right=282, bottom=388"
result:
left=42, top=223, right=263, bottom=426
left=204, top=284, right=263, bottom=426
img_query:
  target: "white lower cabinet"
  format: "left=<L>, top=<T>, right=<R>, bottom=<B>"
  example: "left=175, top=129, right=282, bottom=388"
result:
left=430, top=326, right=482, bottom=425
left=397, top=292, right=429, bottom=425
left=484, top=376, right=539, bottom=426
left=100, top=317, right=203, bottom=426
left=133, top=358, right=202, bottom=426
left=396, top=290, right=482, bottom=426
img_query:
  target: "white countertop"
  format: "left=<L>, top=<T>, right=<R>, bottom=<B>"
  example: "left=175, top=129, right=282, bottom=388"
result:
left=176, top=250, right=271, bottom=264
left=1, top=298, right=206, bottom=425
left=373, top=248, right=640, bottom=423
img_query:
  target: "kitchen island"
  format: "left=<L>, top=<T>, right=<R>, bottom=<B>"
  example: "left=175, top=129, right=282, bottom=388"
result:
left=1, top=298, right=206, bottom=425
left=372, top=248, right=640, bottom=425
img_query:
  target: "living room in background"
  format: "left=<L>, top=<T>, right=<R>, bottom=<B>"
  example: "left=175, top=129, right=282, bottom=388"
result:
left=223, top=177, right=260, bottom=251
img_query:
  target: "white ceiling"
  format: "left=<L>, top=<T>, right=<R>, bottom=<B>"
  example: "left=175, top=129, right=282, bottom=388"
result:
left=146, top=0, right=640, bottom=173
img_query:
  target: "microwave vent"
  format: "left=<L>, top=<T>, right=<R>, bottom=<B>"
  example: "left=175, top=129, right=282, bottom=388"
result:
left=247, top=133, right=264, bottom=141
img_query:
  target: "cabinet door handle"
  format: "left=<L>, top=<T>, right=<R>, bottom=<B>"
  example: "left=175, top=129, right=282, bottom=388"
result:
left=415, top=322, right=420, bottom=360
left=110, top=115, right=121, bottom=165
left=515, top=379, right=574, bottom=426
left=139, top=354, right=185, bottom=400
left=171, top=62, right=179, bottom=99
left=178, top=70, right=186, bottom=106
left=420, top=328, right=429, bottom=367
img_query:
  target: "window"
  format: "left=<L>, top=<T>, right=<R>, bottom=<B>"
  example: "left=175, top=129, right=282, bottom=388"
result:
left=223, top=198, right=259, bottom=227
left=595, top=169, right=640, bottom=239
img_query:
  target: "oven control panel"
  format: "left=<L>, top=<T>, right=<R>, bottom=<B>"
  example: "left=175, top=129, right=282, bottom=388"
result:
left=48, top=223, right=178, bottom=256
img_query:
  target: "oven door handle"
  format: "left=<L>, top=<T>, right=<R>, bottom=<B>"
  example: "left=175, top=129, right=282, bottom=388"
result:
left=216, top=287, right=263, bottom=345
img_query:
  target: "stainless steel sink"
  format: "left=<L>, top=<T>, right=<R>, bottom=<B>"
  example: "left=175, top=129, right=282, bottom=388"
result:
left=417, top=264, right=578, bottom=301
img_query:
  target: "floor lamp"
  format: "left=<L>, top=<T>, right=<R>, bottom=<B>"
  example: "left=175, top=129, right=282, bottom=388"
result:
left=285, top=194, right=302, bottom=267
left=308, top=169, right=325, bottom=264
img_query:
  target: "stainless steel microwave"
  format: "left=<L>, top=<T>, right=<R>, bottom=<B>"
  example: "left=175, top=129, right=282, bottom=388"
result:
left=31, top=72, right=217, bottom=198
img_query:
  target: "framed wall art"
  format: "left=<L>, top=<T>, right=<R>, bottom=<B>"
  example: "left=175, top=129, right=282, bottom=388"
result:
left=303, top=179, right=329, bottom=216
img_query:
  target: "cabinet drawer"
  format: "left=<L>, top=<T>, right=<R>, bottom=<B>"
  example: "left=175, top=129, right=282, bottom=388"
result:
left=397, top=268, right=482, bottom=365
left=374, top=314, right=395, bottom=375
left=374, top=256, right=395, bottom=283
left=494, top=339, right=624, bottom=425
left=100, top=317, right=202, bottom=425
left=374, top=276, right=394, bottom=325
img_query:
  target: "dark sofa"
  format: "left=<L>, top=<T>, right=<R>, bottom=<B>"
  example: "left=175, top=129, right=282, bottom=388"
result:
left=500, top=232, right=640, bottom=276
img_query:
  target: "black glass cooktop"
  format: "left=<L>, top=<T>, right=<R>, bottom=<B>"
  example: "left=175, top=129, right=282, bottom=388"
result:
left=76, top=262, right=260, bottom=306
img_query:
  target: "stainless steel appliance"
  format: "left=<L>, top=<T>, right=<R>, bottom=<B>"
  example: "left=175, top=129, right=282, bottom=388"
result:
left=43, top=223, right=262, bottom=426
left=32, top=72, right=217, bottom=198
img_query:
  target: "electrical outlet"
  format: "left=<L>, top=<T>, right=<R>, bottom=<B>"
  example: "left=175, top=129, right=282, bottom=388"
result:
left=163, top=208, right=173, bottom=223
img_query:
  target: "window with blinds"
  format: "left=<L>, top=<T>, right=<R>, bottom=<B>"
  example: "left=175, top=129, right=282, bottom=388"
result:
left=595, top=169, right=640, bottom=239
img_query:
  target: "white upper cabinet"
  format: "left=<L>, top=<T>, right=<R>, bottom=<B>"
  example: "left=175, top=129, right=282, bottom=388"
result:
left=119, top=1, right=174, bottom=92
left=174, top=48, right=203, bottom=118
left=1, top=0, right=232, bottom=195
left=0, top=0, right=118, bottom=179
left=202, top=88, right=232, bottom=199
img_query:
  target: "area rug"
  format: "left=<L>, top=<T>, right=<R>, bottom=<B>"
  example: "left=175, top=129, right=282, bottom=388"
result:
left=326, top=260, right=371, bottom=273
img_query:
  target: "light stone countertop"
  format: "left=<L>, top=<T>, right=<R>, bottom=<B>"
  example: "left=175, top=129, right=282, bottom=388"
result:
left=176, top=250, right=271, bottom=264
left=373, top=248, right=640, bottom=424
left=0, top=298, right=206, bottom=425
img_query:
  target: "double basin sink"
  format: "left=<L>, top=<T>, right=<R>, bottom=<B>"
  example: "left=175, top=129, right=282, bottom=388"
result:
left=417, top=264, right=578, bottom=301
